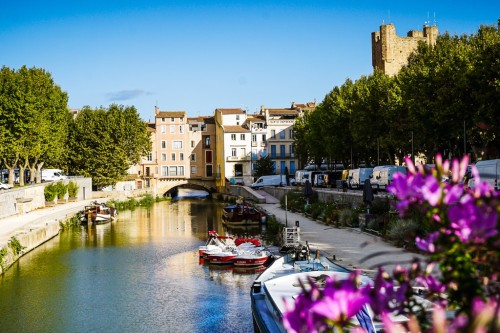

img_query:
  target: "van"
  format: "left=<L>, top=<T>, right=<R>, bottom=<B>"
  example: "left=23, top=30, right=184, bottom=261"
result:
left=41, top=169, right=67, bottom=182
left=313, top=173, right=327, bottom=187
left=473, top=159, right=500, bottom=190
left=294, top=170, right=307, bottom=185
left=372, top=166, right=407, bottom=190
left=309, top=171, right=323, bottom=187
left=349, top=168, right=374, bottom=189
left=251, top=175, right=287, bottom=190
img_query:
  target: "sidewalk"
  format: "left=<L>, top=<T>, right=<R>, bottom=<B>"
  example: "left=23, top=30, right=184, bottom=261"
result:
left=259, top=203, right=423, bottom=276
left=0, top=198, right=99, bottom=244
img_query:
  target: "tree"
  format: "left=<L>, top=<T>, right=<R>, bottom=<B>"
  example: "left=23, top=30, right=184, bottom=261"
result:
left=67, top=105, right=150, bottom=188
left=253, top=155, right=275, bottom=178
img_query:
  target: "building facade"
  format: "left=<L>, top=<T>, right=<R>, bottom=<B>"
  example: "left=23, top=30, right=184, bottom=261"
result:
left=372, top=23, right=438, bottom=76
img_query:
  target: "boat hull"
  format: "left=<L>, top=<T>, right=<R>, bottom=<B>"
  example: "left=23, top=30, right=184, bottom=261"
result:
left=207, top=253, right=237, bottom=265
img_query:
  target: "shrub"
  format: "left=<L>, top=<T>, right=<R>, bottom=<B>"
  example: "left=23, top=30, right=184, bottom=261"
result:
left=338, top=208, right=359, bottom=227
left=67, top=181, right=79, bottom=199
left=385, top=218, right=420, bottom=248
left=53, top=181, right=68, bottom=200
left=44, top=183, right=58, bottom=202
left=8, top=236, right=25, bottom=256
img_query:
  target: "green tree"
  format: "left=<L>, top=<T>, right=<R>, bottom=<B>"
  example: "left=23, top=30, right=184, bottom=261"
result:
left=254, top=155, right=275, bottom=178
left=68, top=105, right=150, bottom=188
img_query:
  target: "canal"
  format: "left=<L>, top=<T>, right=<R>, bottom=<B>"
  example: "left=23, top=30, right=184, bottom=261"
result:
left=0, top=199, right=265, bottom=332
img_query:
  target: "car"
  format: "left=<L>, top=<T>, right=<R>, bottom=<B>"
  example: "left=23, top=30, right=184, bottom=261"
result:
left=0, top=182, right=13, bottom=190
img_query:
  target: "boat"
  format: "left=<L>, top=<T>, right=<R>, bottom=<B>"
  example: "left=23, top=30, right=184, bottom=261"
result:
left=198, top=230, right=234, bottom=257
left=251, top=244, right=431, bottom=333
left=251, top=244, right=375, bottom=333
left=222, top=200, right=264, bottom=225
left=79, top=201, right=118, bottom=224
left=207, top=250, right=239, bottom=265
left=233, top=249, right=270, bottom=267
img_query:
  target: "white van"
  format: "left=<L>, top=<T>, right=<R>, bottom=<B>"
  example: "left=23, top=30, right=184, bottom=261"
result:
left=41, top=169, right=67, bottom=182
left=295, top=170, right=307, bottom=185
left=473, top=159, right=500, bottom=190
left=372, top=165, right=407, bottom=190
left=349, top=168, right=374, bottom=189
left=251, top=175, right=287, bottom=189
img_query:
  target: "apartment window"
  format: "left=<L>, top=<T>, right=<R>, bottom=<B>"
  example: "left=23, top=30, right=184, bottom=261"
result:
left=280, top=131, right=285, bottom=139
left=191, top=166, right=197, bottom=174
left=240, top=134, right=245, bottom=140
left=179, top=166, right=184, bottom=176
left=171, top=153, right=176, bottom=161
left=262, top=134, right=266, bottom=142
left=161, top=153, right=167, bottom=161
left=180, top=153, right=184, bottom=161
left=241, top=148, right=246, bottom=157
left=162, top=166, right=168, bottom=176
left=179, top=125, right=183, bottom=133
left=191, top=140, right=195, bottom=148
left=290, top=145, right=294, bottom=156
left=231, top=148, right=237, bottom=157
left=160, top=125, right=166, bottom=133
left=252, top=134, right=256, bottom=142
left=205, top=150, right=212, bottom=163
left=289, top=129, right=293, bottom=139
left=206, top=165, right=213, bottom=177
left=172, top=141, right=182, bottom=149
left=161, top=141, right=166, bottom=149
left=204, top=136, right=210, bottom=148
left=171, top=117, right=174, bottom=122
left=170, top=125, right=175, bottom=133
left=271, top=130, right=276, bottom=139
left=236, top=115, right=240, bottom=120
left=161, top=117, right=165, bottom=122
left=147, top=152, right=153, bottom=161
left=191, top=154, right=196, bottom=161
left=169, top=166, right=177, bottom=176
left=231, top=134, right=236, bottom=141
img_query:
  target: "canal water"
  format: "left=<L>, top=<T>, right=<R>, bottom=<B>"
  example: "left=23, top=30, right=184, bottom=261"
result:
left=0, top=199, right=266, bottom=333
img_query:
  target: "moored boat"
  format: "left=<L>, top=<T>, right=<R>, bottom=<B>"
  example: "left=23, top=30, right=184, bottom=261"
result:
left=222, top=200, right=264, bottom=225
left=207, top=251, right=238, bottom=265
left=233, top=249, right=270, bottom=267
left=79, top=201, right=118, bottom=224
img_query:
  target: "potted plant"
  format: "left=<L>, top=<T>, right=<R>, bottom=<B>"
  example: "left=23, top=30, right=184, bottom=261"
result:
left=44, top=183, right=57, bottom=206
left=67, top=181, right=79, bottom=202
left=54, top=181, right=68, bottom=204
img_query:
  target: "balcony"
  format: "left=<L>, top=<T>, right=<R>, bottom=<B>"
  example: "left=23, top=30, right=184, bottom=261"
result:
left=269, top=153, right=296, bottom=159
left=227, top=155, right=250, bottom=162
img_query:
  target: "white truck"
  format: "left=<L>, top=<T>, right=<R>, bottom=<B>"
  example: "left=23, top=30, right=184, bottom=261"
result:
left=251, top=175, right=287, bottom=190
left=41, top=169, right=67, bottom=182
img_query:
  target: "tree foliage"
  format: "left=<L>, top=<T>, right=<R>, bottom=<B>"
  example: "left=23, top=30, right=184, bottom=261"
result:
left=67, top=105, right=151, bottom=188
left=254, top=155, right=276, bottom=178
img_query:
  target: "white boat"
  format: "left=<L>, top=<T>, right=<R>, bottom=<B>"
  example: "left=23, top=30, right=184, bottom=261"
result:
left=251, top=245, right=431, bottom=333
left=79, top=201, right=118, bottom=224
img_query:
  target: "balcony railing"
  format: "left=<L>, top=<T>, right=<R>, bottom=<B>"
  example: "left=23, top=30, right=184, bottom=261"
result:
left=269, top=153, right=296, bottom=159
left=226, top=155, right=250, bottom=162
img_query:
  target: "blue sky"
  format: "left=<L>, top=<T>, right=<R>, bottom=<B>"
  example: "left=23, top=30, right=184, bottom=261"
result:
left=1, top=1, right=498, bottom=121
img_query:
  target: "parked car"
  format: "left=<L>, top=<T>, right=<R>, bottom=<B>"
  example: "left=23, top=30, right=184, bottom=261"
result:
left=0, top=181, right=13, bottom=190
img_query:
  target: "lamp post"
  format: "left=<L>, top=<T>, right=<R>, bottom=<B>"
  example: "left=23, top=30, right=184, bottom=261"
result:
left=285, top=188, right=288, bottom=227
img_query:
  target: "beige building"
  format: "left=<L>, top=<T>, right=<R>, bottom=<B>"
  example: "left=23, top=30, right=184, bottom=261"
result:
left=187, top=116, right=216, bottom=182
left=372, top=23, right=438, bottom=76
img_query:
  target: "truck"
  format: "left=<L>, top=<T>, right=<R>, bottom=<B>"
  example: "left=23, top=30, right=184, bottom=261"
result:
left=371, top=165, right=407, bottom=191
left=251, top=175, right=287, bottom=190
left=41, top=169, right=67, bottom=182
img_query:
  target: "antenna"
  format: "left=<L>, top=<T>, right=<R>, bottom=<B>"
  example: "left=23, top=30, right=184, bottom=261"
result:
left=388, top=10, right=390, bottom=23
left=433, top=12, right=437, bottom=26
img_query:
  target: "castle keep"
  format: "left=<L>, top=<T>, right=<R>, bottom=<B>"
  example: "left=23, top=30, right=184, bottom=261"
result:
left=372, top=23, right=438, bottom=76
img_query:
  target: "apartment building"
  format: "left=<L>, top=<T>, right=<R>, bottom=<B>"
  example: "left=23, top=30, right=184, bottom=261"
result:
left=137, top=122, right=157, bottom=189
left=155, top=109, right=189, bottom=180
left=187, top=116, right=216, bottom=180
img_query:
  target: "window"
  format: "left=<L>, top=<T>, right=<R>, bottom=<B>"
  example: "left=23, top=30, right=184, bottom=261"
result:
left=231, top=134, right=236, bottom=141
left=240, top=134, right=245, bottom=140
left=234, top=164, right=243, bottom=177
left=160, top=125, right=166, bottom=133
left=191, top=166, right=197, bottom=174
left=205, top=151, right=212, bottom=163
left=262, top=134, right=266, bottom=142
left=147, top=153, right=153, bottom=161
left=191, top=140, right=195, bottom=148
left=179, top=166, right=184, bottom=176
left=271, top=130, right=276, bottom=139
left=280, top=145, right=286, bottom=158
left=180, top=153, right=184, bottom=161
left=231, top=148, right=237, bottom=157
left=236, top=115, right=240, bottom=120
left=170, top=125, right=175, bottom=133
left=169, top=166, right=177, bottom=176
left=280, top=131, right=285, bottom=139
left=172, top=141, right=182, bottom=149
left=171, top=117, right=174, bottom=122
left=161, top=117, right=165, bottom=122
left=206, top=165, right=213, bottom=177
left=252, top=134, right=256, bottom=142
left=271, top=145, right=276, bottom=158
left=171, top=153, right=176, bottom=161
left=290, top=144, right=294, bottom=156
left=161, top=153, right=167, bottom=161
left=204, top=136, right=210, bottom=148
left=162, top=166, right=168, bottom=176
left=179, top=125, right=183, bottom=133
left=289, top=129, right=293, bottom=139
left=161, top=141, right=166, bottom=149
left=191, top=154, right=196, bottom=161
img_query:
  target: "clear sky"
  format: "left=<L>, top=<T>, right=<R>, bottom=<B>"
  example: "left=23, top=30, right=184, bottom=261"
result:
left=1, top=1, right=498, bottom=121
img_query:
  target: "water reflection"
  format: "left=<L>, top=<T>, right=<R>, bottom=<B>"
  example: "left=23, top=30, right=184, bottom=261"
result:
left=0, top=199, right=266, bottom=333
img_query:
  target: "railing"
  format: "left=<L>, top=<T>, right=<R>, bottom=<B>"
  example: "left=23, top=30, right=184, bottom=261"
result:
left=227, top=155, right=250, bottom=161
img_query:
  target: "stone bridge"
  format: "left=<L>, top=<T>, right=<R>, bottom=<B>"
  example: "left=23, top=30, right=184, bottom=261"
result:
left=155, top=178, right=217, bottom=197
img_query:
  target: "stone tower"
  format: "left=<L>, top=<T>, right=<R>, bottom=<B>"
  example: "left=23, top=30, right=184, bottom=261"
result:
left=372, top=23, right=438, bottom=76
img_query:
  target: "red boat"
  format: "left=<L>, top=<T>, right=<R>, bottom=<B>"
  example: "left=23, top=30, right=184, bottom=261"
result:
left=233, top=250, right=270, bottom=267
left=199, top=230, right=234, bottom=257
left=207, top=251, right=238, bottom=265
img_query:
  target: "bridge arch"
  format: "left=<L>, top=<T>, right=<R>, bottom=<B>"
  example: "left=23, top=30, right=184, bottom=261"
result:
left=156, top=178, right=217, bottom=197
